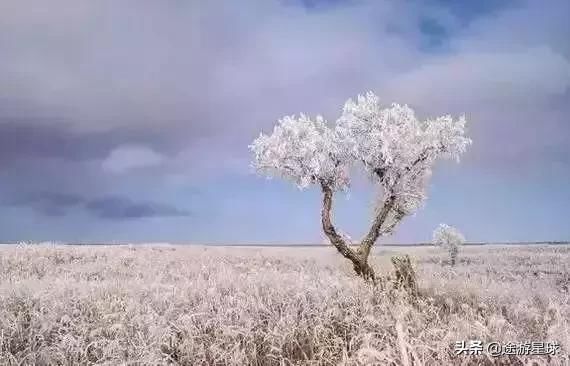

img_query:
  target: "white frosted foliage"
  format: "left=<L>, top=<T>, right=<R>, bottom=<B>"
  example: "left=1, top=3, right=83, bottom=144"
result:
left=336, top=92, right=471, bottom=215
left=249, top=114, right=349, bottom=190
left=432, top=224, right=466, bottom=248
left=251, top=92, right=471, bottom=216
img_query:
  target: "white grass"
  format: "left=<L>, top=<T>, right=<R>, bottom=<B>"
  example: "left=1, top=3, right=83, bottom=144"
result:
left=0, top=244, right=568, bottom=365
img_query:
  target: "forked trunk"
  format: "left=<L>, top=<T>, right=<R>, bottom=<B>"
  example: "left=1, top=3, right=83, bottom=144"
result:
left=320, top=182, right=377, bottom=284
left=320, top=181, right=408, bottom=285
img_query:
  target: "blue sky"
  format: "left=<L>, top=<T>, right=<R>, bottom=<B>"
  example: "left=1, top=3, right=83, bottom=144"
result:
left=0, top=0, right=568, bottom=244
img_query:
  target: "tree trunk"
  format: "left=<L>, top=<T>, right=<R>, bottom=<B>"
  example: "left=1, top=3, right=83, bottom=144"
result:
left=359, top=196, right=395, bottom=261
left=320, top=182, right=376, bottom=284
left=318, top=147, right=433, bottom=283
left=450, top=246, right=458, bottom=266
left=351, top=258, right=377, bottom=284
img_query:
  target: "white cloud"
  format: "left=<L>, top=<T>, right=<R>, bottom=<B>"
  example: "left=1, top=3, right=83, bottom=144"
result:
left=102, top=145, right=165, bottom=174
left=386, top=46, right=570, bottom=109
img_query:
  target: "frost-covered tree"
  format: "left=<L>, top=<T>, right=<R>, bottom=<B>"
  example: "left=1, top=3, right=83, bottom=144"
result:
left=250, top=92, right=471, bottom=282
left=432, top=224, right=465, bottom=266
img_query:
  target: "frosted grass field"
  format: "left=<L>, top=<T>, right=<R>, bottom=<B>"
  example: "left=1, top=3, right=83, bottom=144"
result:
left=0, top=244, right=569, bottom=365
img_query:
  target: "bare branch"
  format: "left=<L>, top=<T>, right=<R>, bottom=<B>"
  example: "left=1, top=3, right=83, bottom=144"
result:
left=379, top=208, right=406, bottom=236
left=358, top=195, right=395, bottom=260
left=355, top=143, right=430, bottom=261
left=358, top=147, right=433, bottom=260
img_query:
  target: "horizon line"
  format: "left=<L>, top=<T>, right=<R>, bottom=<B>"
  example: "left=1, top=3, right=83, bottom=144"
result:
left=2, top=240, right=569, bottom=247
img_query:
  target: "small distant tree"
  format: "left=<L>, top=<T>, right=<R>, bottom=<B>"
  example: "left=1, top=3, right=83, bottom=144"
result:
left=250, top=92, right=471, bottom=283
left=432, top=224, right=465, bottom=266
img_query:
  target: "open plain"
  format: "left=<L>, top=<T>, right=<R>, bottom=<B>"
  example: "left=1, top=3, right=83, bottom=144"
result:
left=0, top=244, right=568, bottom=365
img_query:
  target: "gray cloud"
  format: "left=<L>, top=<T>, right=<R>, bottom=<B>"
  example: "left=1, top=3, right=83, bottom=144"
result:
left=0, top=121, right=109, bottom=163
left=3, top=190, right=189, bottom=220
left=85, top=196, right=190, bottom=220
left=4, top=191, right=83, bottom=216
left=0, top=117, right=182, bottom=166
left=2, top=0, right=566, bottom=176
